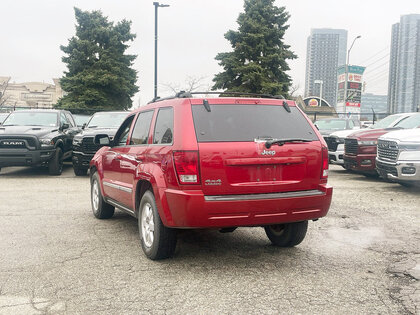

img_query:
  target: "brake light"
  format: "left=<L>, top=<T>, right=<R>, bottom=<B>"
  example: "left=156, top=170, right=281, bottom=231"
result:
left=173, top=151, right=200, bottom=184
left=321, top=146, right=329, bottom=179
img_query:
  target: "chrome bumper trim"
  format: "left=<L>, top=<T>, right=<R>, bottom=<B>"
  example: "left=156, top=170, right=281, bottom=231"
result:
left=204, top=189, right=324, bottom=201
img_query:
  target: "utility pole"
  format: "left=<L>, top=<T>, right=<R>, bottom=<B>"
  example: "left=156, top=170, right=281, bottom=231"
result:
left=314, top=80, right=323, bottom=106
left=153, top=2, right=169, bottom=101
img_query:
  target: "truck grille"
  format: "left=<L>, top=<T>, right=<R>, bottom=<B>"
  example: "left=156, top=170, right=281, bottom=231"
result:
left=324, top=136, right=338, bottom=152
left=81, top=137, right=100, bottom=153
left=377, top=140, right=399, bottom=162
left=345, top=138, right=358, bottom=155
left=0, top=137, right=37, bottom=149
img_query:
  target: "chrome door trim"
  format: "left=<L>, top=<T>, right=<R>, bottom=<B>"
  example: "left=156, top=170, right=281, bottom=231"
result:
left=204, top=189, right=324, bottom=201
left=103, top=181, right=133, bottom=193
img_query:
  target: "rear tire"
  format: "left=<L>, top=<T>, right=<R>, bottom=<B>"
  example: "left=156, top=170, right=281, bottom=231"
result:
left=74, top=167, right=87, bottom=176
left=48, top=147, right=63, bottom=175
left=138, top=190, right=177, bottom=260
left=90, top=171, right=114, bottom=219
left=264, top=221, right=308, bottom=247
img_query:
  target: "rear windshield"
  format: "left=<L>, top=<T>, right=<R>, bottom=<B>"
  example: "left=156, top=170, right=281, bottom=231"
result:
left=87, top=112, right=127, bottom=128
left=191, top=104, right=318, bottom=142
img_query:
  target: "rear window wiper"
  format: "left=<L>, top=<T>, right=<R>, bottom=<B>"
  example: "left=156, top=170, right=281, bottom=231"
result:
left=265, top=138, right=313, bottom=149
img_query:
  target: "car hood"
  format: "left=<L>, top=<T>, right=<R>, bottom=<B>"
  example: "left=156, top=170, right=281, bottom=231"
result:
left=328, top=129, right=360, bottom=138
left=77, top=127, right=118, bottom=137
left=0, top=125, right=57, bottom=138
left=346, top=127, right=400, bottom=140
left=379, top=128, right=420, bottom=143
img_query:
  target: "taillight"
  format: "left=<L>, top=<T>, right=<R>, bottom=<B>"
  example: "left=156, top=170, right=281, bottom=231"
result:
left=173, top=151, right=200, bottom=184
left=321, top=145, right=329, bottom=179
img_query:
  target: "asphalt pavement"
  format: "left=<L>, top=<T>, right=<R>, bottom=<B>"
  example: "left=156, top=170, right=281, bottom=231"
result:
left=0, top=164, right=419, bottom=314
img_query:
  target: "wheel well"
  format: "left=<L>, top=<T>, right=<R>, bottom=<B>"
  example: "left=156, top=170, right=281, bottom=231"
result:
left=55, top=141, right=64, bottom=150
left=135, top=180, right=152, bottom=217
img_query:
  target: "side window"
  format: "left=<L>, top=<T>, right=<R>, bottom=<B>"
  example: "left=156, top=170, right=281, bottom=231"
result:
left=113, top=115, right=135, bottom=147
left=65, top=113, right=76, bottom=127
left=153, top=107, right=174, bottom=144
left=130, top=111, right=154, bottom=145
left=60, top=113, right=69, bottom=126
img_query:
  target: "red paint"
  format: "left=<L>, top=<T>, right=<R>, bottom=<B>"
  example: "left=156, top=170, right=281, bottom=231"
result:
left=90, top=97, right=332, bottom=228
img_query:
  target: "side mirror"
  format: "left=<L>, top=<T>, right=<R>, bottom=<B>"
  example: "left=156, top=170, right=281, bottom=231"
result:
left=94, top=134, right=111, bottom=146
left=61, top=123, right=70, bottom=131
left=82, top=123, right=86, bottom=129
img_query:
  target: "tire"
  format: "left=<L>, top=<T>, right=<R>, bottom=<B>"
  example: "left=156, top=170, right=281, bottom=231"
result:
left=138, top=190, right=177, bottom=260
left=90, top=172, right=114, bottom=219
left=264, top=221, right=308, bottom=247
left=74, top=167, right=87, bottom=176
left=48, top=147, right=64, bottom=175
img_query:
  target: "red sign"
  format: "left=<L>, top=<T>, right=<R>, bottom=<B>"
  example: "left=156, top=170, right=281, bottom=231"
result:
left=346, top=102, right=361, bottom=107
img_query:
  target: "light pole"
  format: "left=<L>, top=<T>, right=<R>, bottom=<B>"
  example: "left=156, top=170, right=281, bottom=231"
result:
left=153, top=2, right=169, bottom=101
left=314, top=80, right=323, bottom=106
left=343, top=35, right=361, bottom=113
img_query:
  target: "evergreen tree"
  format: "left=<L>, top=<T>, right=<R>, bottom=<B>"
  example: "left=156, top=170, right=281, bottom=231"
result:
left=212, top=0, right=296, bottom=97
left=56, top=8, right=138, bottom=112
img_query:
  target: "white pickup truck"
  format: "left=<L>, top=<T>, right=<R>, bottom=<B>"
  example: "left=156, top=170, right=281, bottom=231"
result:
left=376, top=128, right=420, bottom=187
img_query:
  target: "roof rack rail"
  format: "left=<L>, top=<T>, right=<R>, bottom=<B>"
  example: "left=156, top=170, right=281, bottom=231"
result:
left=148, top=91, right=286, bottom=104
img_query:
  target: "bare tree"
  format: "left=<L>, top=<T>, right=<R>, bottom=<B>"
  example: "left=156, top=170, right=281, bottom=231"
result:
left=0, top=77, right=10, bottom=107
left=288, top=83, right=301, bottom=99
left=161, top=76, right=210, bottom=95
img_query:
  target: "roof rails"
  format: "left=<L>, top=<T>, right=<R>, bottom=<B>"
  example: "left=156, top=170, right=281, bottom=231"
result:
left=148, top=91, right=285, bottom=104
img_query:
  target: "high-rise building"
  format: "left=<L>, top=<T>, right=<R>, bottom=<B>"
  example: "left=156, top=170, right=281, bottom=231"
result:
left=388, top=14, right=420, bottom=113
left=305, top=28, right=347, bottom=108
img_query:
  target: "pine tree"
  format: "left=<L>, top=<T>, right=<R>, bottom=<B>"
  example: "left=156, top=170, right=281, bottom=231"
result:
left=212, top=0, right=296, bottom=97
left=56, top=8, right=138, bottom=113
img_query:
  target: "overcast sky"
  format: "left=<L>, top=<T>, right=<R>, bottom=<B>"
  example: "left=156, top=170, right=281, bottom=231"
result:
left=1, top=0, right=419, bottom=106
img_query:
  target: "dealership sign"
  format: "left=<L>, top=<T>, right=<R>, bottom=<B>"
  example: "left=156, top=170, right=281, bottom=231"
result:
left=336, top=65, right=366, bottom=114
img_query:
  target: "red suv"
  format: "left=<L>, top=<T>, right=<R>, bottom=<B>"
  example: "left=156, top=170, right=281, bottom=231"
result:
left=89, top=93, right=333, bottom=260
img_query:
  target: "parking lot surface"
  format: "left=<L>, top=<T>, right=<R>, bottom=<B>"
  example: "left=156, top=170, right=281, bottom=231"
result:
left=0, top=164, right=419, bottom=314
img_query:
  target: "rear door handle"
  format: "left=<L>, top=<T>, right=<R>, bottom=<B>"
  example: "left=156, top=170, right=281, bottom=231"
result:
left=135, top=155, right=142, bottom=163
left=115, top=154, right=122, bottom=160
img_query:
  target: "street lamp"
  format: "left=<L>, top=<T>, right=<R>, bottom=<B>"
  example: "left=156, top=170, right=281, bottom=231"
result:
left=343, top=35, right=361, bottom=112
left=153, top=2, right=170, bottom=101
left=314, top=80, right=323, bottom=106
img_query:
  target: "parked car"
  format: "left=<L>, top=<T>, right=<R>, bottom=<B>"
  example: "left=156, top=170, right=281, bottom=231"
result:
left=89, top=94, right=333, bottom=260
left=326, top=113, right=416, bottom=166
left=376, top=128, right=420, bottom=187
left=0, top=112, right=10, bottom=124
left=314, top=118, right=361, bottom=137
left=72, top=111, right=128, bottom=176
left=344, top=113, right=420, bottom=176
left=73, top=114, right=91, bottom=128
left=0, top=109, right=80, bottom=175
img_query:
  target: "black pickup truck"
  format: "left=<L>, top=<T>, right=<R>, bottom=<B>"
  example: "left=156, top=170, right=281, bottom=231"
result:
left=72, top=111, right=127, bottom=175
left=0, top=109, right=80, bottom=175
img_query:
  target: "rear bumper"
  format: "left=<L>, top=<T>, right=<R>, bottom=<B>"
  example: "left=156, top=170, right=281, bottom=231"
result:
left=376, top=159, right=420, bottom=182
left=343, top=153, right=377, bottom=172
left=0, top=148, right=55, bottom=167
left=72, top=151, right=94, bottom=169
left=162, top=185, right=333, bottom=228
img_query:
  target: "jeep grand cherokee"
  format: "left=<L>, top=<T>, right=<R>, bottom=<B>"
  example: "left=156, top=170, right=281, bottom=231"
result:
left=89, top=93, right=333, bottom=260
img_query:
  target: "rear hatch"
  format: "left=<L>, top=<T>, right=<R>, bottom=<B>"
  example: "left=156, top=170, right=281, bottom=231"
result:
left=190, top=99, right=322, bottom=195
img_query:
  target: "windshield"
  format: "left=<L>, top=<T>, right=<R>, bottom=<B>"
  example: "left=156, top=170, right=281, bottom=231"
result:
left=395, top=114, right=420, bottom=129
left=314, top=119, right=347, bottom=130
left=73, top=114, right=91, bottom=126
left=2, top=112, right=58, bottom=127
left=191, top=104, right=318, bottom=142
left=87, top=112, right=127, bottom=128
left=371, top=114, right=403, bottom=129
